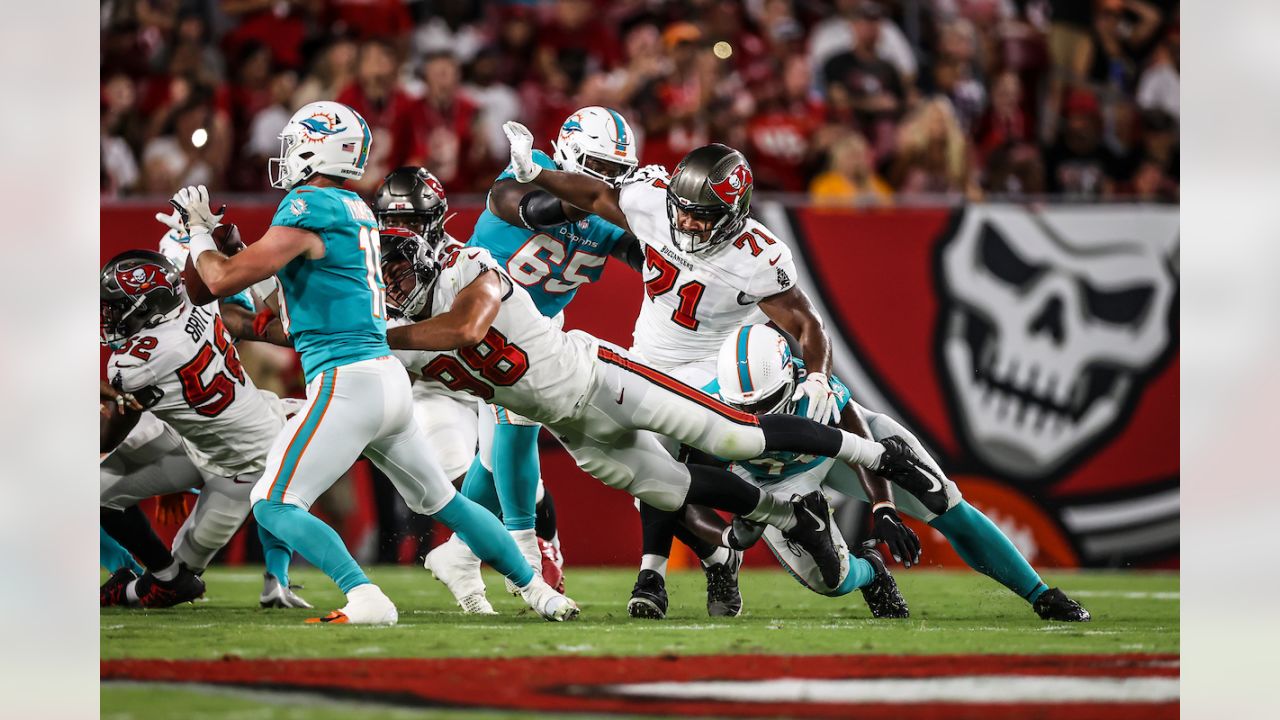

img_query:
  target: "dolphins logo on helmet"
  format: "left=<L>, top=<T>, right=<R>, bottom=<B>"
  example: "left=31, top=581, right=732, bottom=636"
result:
left=298, top=112, right=345, bottom=143
left=116, top=264, right=175, bottom=297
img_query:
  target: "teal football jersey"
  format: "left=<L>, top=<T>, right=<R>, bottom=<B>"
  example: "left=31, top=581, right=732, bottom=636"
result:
left=468, top=151, right=628, bottom=318
left=703, top=360, right=853, bottom=482
left=270, top=185, right=389, bottom=382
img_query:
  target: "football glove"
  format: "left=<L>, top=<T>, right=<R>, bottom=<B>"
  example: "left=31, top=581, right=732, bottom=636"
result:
left=169, top=184, right=226, bottom=234
left=502, top=121, right=542, bottom=183
left=154, top=206, right=186, bottom=237
left=792, top=372, right=839, bottom=424
left=871, top=505, right=921, bottom=568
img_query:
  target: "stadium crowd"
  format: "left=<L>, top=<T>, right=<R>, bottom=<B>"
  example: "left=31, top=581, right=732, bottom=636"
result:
left=101, top=0, right=1179, bottom=203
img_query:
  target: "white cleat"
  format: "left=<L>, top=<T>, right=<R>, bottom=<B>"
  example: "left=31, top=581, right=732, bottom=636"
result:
left=504, top=528, right=544, bottom=596
left=425, top=535, right=495, bottom=614
left=260, top=572, right=313, bottom=609
left=518, top=574, right=580, bottom=622
left=307, top=583, right=397, bottom=625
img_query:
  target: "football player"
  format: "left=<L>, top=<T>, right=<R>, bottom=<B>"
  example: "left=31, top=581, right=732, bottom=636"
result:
left=419, top=108, right=640, bottom=612
left=167, top=100, right=576, bottom=624
left=500, top=122, right=880, bottom=618
left=99, top=250, right=308, bottom=609
left=379, top=229, right=948, bottom=595
left=696, top=324, right=1091, bottom=622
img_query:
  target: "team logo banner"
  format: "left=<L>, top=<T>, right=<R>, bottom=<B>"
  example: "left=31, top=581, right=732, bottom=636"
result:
left=774, top=203, right=1179, bottom=568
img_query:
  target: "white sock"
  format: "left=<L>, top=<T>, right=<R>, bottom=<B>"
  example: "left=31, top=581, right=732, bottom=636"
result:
left=640, top=554, right=668, bottom=577
left=837, top=431, right=885, bottom=470
left=510, top=528, right=541, bottom=574
left=153, top=560, right=180, bottom=582
left=125, top=579, right=140, bottom=605
left=701, top=547, right=730, bottom=567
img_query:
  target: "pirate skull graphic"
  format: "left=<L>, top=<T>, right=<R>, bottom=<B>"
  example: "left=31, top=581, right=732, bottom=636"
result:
left=938, top=205, right=1179, bottom=479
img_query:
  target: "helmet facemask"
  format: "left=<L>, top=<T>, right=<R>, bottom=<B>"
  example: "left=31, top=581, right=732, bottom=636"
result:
left=666, top=192, right=744, bottom=253
left=379, top=230, right=440, bottom=319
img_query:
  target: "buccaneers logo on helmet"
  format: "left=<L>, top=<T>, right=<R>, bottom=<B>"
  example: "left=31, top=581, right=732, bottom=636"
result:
left=709, top=164, right=753, bottom=205
left=116, top=264, right=174, bottom=296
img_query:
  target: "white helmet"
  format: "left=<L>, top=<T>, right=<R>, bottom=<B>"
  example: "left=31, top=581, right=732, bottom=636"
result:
left=269, top=101, right=372, bottom=190
left=552, top=106, right=639, bottom=186
left=716, top=324, right=798, bottom=415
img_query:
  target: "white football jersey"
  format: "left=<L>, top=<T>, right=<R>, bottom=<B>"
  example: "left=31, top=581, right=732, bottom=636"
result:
left=391, top=247, right=598, bottom=425
left=106, top=302, right=284, bottom=477
left=618, top=174, right=798, bottom=369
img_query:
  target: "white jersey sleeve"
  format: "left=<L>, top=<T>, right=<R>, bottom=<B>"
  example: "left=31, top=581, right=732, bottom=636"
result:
left=618, top=171, right=671, bottom=251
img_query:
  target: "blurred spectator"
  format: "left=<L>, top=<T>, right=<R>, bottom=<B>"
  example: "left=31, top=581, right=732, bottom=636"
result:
left=809, top=132, right=894, bottom=206
left=140, top=88, right=231, bottom=195
left=1043, top=87, right=1127, bottom=198
left=890, top=97, right=978, bottom=198
left=293, top=37, right=358, bottom=107
left=413, top=51, right=488, bottom=192
left=982, top=141, right=1047, bottom=197
left=411, top=0, right=485, bottom=67
left=245, top=67, right=301, bottom=181
left=822, top=3, right=907, bottom=162
left=221, top=0, right=312, bottom=70
left=746, top=55, right=827, bottom=191
left=465, top=47, right=525, bottom=165
left=537, top=0, right=623, bottom=74
left=809, top=0, right=918, bottom=90
left=924, top=18, right=986, bottom=132
left=337, top=40, right=422, bottom=193
left=1136, top=35, right=1178, bottom=119
left=1082, top=0, right=1163, bottom=96
left=973, top=71, right=1031, bottom=160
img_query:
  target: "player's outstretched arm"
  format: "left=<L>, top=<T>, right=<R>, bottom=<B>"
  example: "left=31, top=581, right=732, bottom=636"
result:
left=502, top=121, right=632, bottom=232
left=386, top=271, right=504, bottom=351
left=190, top=225, right=321, bottom=299
left=488, top=180, right=588, bottom=229
left=837, top=404, right=921, bottom=566
left=219, top=301, right=292, bottom=348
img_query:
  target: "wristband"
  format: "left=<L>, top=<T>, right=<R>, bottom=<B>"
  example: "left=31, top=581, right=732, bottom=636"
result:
left=188, top=229, right=218, bottom=264
left=872, top=501, right=896, bottom=515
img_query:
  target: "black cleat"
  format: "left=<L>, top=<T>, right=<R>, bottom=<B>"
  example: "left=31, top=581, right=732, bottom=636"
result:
left=855, top=543, right=909, bottom=618
left=134, top=566, right=206, bottom=608
left=704, top=549, right=743, bottom=617
left=1034, top=587, right=1091, bottom=622
left=876, top=436, right=950, bottom=516
left=627, top=569, right=668, bottom=620
left=783, top=491, right=843, bottom=589
left=100, top=568, right=137, bottom=608
left=727, top=516, right=766, bottom=550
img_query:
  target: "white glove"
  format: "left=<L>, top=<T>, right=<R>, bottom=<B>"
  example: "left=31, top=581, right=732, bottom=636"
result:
left=169, top=184, right=225, bottom=234
left=502, top=121, right=542, bottom=183
left=793, top=372, right=839, bottom=424
left=154, top=206, right=187, bottom=237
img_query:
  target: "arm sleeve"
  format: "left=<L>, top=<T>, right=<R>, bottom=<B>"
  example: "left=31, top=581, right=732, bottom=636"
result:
left=518, top=190, right=572, bottom=230
left=107, top=357, right=158, bottom=395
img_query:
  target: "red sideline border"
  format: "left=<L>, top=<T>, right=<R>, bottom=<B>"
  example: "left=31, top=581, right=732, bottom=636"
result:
left=103, top=653, right=1179, bottom=719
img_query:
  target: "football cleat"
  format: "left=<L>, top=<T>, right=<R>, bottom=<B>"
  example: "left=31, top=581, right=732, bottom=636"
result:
left=782, top=491, right=843, bottom=589
left=627, top=569, right=668, bottom=620
left=539, top=537, right=566, bottom=594
left=855, top=543, right=910, bottom=619
left=704, top=549, right=743, bottom=617
left=100, top=568, right=137, bottom=607
left=875, top=436, right=950, bottom=516
left=1034, top=587, right=1092, bottom=622
left=425, top=536, right=494, bottom=614
left=518, top=575, right=580, bottom=622
left=260, top=572, right=313, bottom=609
left=134, top=567, right=206, bottom=608
left=307, top=583, right=397, bottom=625
left=727, top=516, right=766, bottom=550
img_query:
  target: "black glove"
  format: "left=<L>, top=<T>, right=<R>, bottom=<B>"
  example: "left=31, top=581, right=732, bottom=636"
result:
left=871, top=505, right=921, bottom=568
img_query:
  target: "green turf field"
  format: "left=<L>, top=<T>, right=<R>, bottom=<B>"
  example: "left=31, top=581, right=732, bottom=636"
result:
left=102, top=566, right=1178, bottom=719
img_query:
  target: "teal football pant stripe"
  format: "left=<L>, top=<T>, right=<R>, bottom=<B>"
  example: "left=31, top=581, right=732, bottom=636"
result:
left=100, top=526, right=143, bottom=575
left=268, top=370, right=336, bottom=502
left=460, top=458, right=501, bottom=516
left=257, top=522, right=294, bottom=587
left=252, top=500, right=370, bottom=594
left=433, top=493, right=534, bottom=587
left=492, top=423, right=540, bottom=531
left=929, top=500, right=1048, bottom=603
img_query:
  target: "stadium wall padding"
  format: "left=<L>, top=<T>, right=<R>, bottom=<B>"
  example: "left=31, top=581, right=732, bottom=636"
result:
left=102, top=201, right=1179, bottom=568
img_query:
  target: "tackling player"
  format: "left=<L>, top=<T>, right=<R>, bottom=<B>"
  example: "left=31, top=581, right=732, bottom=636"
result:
left=500, top=122, right=890, bottom=619
left=380, top=229, right=947, bottom=593
left=167, top=100, right=576, bottom=624
left=693, top=324, right=1091, bottom=622
left=423, top=107, right=641, bottom=612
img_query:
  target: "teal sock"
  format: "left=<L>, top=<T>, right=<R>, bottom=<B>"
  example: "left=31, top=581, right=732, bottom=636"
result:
left=100, top=526, right=143, bottom=575
left=829, top=556, right=876, bottom=597
left=251, top=500, right=369, bottom=594
left=460, top=458, right=502, bottom=517
left=929, top=500, right=1048, bottom=603
left=433, top=493, right=533, bottom=587
left=492, top=423, right=540, bottom=531
left=257, top=522, right=294, bottom=587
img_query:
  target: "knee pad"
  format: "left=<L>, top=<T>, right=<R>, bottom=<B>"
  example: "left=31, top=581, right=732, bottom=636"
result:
left=706, top=424, right=766, bottom=462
